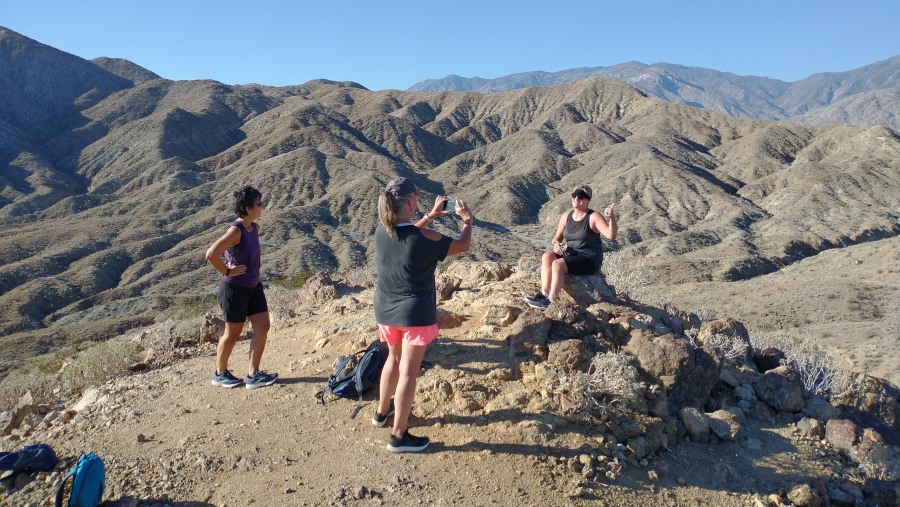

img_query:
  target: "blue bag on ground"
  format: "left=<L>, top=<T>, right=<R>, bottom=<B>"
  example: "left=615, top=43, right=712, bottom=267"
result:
left=0, top=443, right=58, bottom=474
left=54, top=453, right=104, bottom=507
left=0, top=443, right=59, bottom=490
left=315, top=340, right=387, bottom=418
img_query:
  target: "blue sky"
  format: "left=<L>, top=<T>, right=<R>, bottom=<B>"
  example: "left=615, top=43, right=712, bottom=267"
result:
left=4, top=0, right=899, bottom=91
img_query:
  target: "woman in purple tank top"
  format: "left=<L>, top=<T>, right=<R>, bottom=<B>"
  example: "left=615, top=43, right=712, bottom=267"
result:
left=204, top=186, right=278, bottom=389
left=524, top=185, right=617, bottom=309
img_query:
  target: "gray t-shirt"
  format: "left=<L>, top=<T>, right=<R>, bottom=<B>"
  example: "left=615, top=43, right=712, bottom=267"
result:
left=374, top=224, right=452, bottom=327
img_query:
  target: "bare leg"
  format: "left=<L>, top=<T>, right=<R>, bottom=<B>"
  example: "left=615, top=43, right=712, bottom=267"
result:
left=246, top=311, right=271, bottom=376
left=391, top=342, right=427, bottom=439
left=540, top=251, right=556, bottom=294
left=548, top=258, right=569, bottom=301
left=378, top=343, right=401, bottom=416
left=216, top=321, right=245, bottom=374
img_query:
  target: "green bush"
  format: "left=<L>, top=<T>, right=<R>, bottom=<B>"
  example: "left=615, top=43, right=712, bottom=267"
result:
left=271, top=270, right=316, bottom=289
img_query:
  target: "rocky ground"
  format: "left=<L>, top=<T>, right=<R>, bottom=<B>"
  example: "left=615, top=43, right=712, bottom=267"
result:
left=2, top=262, right=899, bottom=506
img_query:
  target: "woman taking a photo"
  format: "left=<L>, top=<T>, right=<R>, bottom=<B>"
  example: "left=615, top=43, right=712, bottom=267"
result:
left=373, top=177, right=473, bottom=453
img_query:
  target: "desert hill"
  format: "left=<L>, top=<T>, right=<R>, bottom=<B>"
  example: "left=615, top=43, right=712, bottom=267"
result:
left=0, top=25, right=898, bottom=389
left=407, top=57, right=900, bottom=131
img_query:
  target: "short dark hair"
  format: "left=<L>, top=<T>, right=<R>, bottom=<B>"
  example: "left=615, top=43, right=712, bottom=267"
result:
left=233, top=186, right=262, bottom=217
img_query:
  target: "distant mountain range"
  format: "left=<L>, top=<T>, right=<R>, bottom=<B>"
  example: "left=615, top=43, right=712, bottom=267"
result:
left=407, top=58, right=900, bottom=131
left=0, top=25, right=898, bottom=378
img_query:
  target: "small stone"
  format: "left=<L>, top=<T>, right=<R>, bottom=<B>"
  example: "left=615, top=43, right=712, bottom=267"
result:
left=676, top=477, right=687, bottom=486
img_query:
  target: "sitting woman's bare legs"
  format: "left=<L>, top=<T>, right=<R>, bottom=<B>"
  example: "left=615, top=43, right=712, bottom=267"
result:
left=548, top=257, right=569, bottom=302
left=540, top=251, right=557, bottom=295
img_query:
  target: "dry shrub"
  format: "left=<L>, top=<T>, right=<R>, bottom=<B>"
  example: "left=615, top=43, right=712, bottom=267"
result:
left=334, top=265, right=377, bottom=288
left=701, top=332, right=748, bottom=363
left=266, top=285, right=302, bottom=321
left=603, top=251, right=656, bottom=301
left=749, top=330, right=851, bottom=398
left=61, top=338, right=140, bottom=394
left=549, top=351, right=640, bottom=423
left=0, top=371, right=60, bottom=411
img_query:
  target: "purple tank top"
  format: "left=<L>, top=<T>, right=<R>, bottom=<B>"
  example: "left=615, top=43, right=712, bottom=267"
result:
left=221, top=220, right=261, bottom=288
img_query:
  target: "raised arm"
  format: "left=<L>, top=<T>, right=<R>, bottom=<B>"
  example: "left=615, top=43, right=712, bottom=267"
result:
left=447, top=200, right=474, bottom=256
left=591, top=203, right=617, bottom=240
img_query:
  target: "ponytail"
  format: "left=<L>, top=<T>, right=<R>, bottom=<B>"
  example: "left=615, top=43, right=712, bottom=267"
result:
left=378, top=189, right=412, bottom=238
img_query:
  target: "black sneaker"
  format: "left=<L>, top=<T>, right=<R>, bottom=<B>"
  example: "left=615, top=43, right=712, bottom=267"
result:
left=387, top=431, right=429, bottom=453
left=372, top=399, right=396, bottom=427
left=524, top=293, right=550, bottom=309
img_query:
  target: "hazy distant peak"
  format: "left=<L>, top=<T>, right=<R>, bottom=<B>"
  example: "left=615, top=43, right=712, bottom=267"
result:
left=407, top=57, right=900, bottom=130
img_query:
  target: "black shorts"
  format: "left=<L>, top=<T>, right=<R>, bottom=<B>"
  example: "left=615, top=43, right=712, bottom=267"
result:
left=218, top=281, right=268, bottom=323
left=561, top=249, right=600, bottom=276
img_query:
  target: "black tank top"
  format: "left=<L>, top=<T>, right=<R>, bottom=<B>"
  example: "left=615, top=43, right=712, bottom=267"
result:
left=564, top=209, right=603, bottom=263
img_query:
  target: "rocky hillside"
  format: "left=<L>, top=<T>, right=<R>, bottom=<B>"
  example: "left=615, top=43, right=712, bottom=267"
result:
left=0, top=25, right=898, bottom=389
left=1, top=261, right=898, bottom=506
left=407, top=57, right=900, bottom=131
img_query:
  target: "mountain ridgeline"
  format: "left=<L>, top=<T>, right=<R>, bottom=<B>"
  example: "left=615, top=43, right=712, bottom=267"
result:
left=0, top=26, right=899, bottom=376
left=407, top=58, right=900, bottom=131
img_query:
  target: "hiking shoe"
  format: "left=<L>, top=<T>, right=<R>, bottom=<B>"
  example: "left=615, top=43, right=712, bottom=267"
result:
left=372, top=399, right=396, bottom=427
left=525, top=293, right=550, bottom=309
left=245, top=370, right=278, bottom=389
left=211, top=369, right=242, bottom=388
left=387, top=431, right=429, bottom=453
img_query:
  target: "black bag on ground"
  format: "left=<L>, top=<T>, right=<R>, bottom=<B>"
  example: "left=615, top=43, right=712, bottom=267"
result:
left=315, top=340, right=388, bottom=418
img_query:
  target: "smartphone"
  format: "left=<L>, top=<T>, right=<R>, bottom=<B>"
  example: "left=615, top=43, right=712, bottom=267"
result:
left=443, top=199, right=456, bottom=211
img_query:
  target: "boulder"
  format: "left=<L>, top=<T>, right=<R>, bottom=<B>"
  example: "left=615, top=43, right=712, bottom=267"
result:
left=297, top=272, right=338, bottom=303
left=442, top=261, right=513, bottom=289
left=862, top=479, right=900, bottom=507
left=787, top=483, right=823, bottom=507
left=825, top=419, right=860, bottom=455
left=435, top=274, right=461, bottom=301
left=706, top=410, right=742, bottom=441
left=831, top=373, right=900, bottom=445
left=200, top=312, right=225, bottom=344
left=507, top=310, right=550, bottom=362
left=697, top=317, right=751, bottom=361
left=797, top=417, right=826, bottom=439
left=802, top=395, right=841, bottom=421
left=623, top=331, right=721, bottom=410
left=547, top=339, right=590, bottom=373
left=481, top=305, right=519, bottom=327
left=752, top=365, right=805, bottom=412
left=565, top=274, right=617, bottom=305
left=678, top=407, right=709, bottom=442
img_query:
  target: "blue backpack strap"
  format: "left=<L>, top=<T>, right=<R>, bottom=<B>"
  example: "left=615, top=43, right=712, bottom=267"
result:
left=315, top=348, right=367, bottom=405
left=54, top=458, right=79, bottom=507
left=349, top=346, right=376, bottom=419
left=54, top=453, right=104, bottom=507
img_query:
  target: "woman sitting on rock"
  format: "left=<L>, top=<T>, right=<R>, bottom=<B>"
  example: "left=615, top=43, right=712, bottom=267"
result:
left=525, top=185, right=617, bottom=309
left=373, top=177, right=474, bottom=453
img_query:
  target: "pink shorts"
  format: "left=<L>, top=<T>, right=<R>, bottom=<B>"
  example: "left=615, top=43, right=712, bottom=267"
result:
left=377, top=323, right=439, bottom=347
